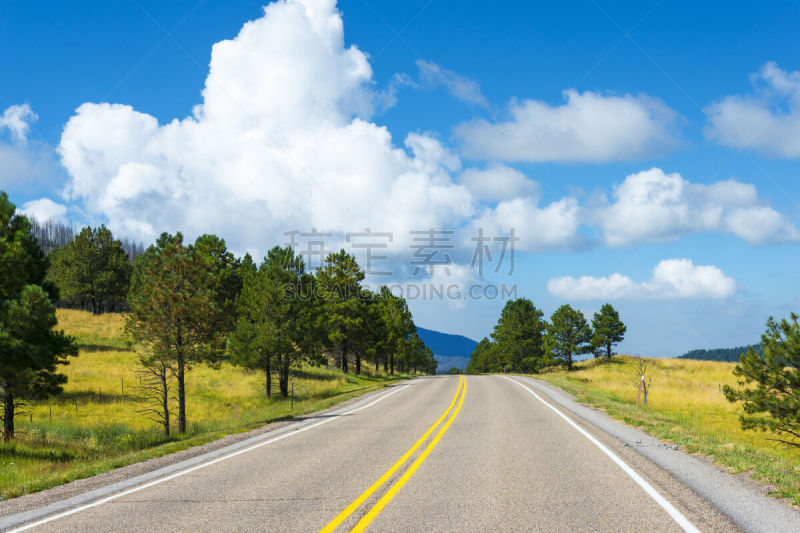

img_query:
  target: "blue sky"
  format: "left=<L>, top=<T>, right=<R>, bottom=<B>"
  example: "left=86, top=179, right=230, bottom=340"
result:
left=1, top=0, right=799, bottom=355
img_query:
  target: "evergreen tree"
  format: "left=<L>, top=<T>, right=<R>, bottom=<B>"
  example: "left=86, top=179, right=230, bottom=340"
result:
left=47, top=225, right=131, bottom=313
left=491, top=298, right=546, bottom=372
left=0, top=192, right=76, bottom=441
left=590, top=303, right=626, bottom=360
left=376, top=286, right=415, bottom=374
left=349, top=292, right=383, bottom=375
left=192, top=234, right=243, bottom=341
left=260, top=246, right=320, bottom=396
left=126, top=233, right=221, bottom=433
left=228, top=254, right=280, bottom=398
left=315, top=250, right=366, bottom=374
left=724, top=313, right=800, bottom=448
left=545, top=304, right=592, bottom=371
left=466, top=337, right=496, bottom=374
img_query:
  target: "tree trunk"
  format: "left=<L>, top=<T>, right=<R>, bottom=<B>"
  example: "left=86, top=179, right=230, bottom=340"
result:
left=355, top=353, right=361, bottom=375
left=375, top=357, right=379, bottom=372
left=265, top=356, right=271, bottom=399
left=341, top=342, right=348, bottom=373
left=606, top=342, right=612, bottom=359
left=3, top=391, right=14, bottom=442
left=383, top=355, right=388, bottom=372
left=177, top=356, right=187, bottom=433
left=567, top=352, right=573, bottom=371
left=279, top=365, right=289, bottom=398
left=390, top=354, right=394, bottom=374
left=160, top=371, right=170, bottom=437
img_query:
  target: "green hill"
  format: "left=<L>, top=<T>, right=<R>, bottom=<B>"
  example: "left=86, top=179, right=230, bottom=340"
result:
left=678, top=344, right=762, bottom=362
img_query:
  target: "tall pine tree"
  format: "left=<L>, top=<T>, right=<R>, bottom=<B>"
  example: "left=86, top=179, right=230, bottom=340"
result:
left=590, top=303, right=626, bottom=360
left=0, top=192, right=76, bottom=441
left=47, top=225, right=131, bottom=313
left=545, top=304, right=592, bottom=371
left=126, top=233, right=223, bottom=433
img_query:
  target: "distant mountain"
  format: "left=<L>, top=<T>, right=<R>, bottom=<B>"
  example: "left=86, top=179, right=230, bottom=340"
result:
left=678, top=344, right=762, bottom=362
left=416, top=327, right=479, bottom=372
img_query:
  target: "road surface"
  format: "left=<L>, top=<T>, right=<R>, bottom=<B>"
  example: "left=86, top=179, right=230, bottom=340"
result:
left=4, top=375, right=749, bottom=532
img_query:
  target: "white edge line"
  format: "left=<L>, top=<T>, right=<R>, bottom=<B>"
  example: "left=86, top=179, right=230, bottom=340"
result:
left=502, top=376, right=700, bottom=533
left=8, top=380, right=419, bottom=533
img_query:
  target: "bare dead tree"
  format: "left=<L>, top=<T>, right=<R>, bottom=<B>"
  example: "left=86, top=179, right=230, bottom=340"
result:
left=634, top=355, right=652, bottom=407
left=29, top=218, right=76, bottom=254
left=133, top=356, right=172, bottom=436
left=27, top=216, right=147, bottom=259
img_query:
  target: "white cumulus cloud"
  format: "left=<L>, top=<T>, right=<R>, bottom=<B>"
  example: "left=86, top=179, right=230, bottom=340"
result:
left=705, top=62, right=800, bottom=157
left=57, top=0, right=478, bottom=253
left=547, top=258, right=738, bottom=300
left=0, top=104, right=37, bottom=143
left=459, top=163, right=540, bottom=202
left=19, top=197, right=68, bottom=223
left=598, top=167, right=800, bottom=246
left=471, top=195, right=583, bottom=253
left=454, top=90, right=680, bottom=162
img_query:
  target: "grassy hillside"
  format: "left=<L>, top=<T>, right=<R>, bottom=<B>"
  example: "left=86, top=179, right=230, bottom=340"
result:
left=535, top=356, right=800, bottom=504
left=0, top=310, right=408, bottom=500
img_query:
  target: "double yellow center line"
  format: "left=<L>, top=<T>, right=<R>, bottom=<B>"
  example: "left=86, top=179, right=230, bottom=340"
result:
left=320, top=376, right=467, bottom=533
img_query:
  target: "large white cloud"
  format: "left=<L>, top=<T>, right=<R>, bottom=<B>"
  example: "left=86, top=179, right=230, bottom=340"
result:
left=454, top=90, right=680, bottom=162
left=58, top=0, right=478, bottom=253
left=705, top=62, right=800, bottom=157
left=547, top=258, right=738, bottom=300
left=19, top=197, right=68, bottom=223
left=53, top=0, right=798, bottom=260
left=598, top=167, right=800, bottom=246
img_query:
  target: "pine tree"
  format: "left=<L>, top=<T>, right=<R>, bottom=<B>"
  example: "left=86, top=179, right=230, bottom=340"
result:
left=376, top=286, right=414, bottom=375
left=47, top=225, right=131, bottom=313
left=724, top=313, right=800, bottom=448
left=545, top=304, right=592, bottom=371
left=0, top=192, right=77, bottom=441
left=466, top=337, right=496, bottom=374
left=229, top=253, right=282, bottom=398
left=126, top=233, right=222, bottom=433
left=590, top=303, right=626, bottom=360
left=229, top=247, right=318, bottom=397
left=491, top=298, right=546, bottom=373
left=315, top=250, right=367, bottom=374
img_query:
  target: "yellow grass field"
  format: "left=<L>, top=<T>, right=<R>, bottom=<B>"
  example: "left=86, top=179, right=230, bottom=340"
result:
left=0, top=310, right=408, bottom=500
left=535, top=356, right=800, bottom=504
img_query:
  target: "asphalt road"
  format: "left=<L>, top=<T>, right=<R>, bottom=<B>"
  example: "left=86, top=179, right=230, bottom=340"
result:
left=6, top=375, right=749, bottom=532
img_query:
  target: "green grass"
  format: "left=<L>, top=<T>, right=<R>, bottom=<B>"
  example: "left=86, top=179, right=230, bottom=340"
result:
left=532, top=356, right=800, bottom=504
left=0, top=310, right=410, bottom=500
